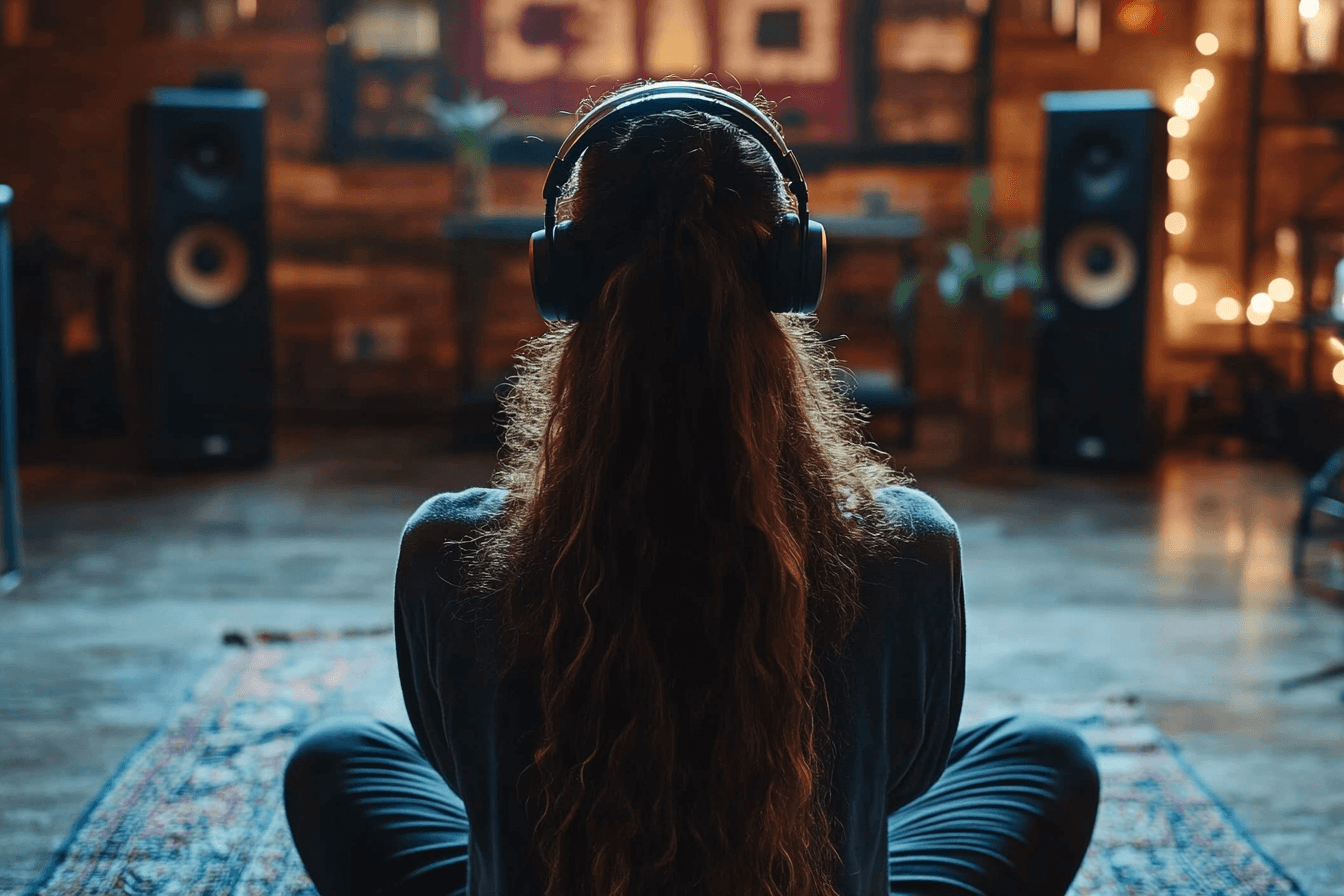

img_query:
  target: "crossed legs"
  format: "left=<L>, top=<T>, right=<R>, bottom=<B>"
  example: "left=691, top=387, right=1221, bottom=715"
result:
left=285, top=713, right=1099, bottom=896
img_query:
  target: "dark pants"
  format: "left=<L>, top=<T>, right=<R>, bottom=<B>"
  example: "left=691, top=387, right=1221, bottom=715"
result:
left=285, top=713, right=1099, bottom=896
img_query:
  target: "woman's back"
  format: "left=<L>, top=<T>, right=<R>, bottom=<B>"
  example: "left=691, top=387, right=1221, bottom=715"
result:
left=392, top=482, right=964, bottom=896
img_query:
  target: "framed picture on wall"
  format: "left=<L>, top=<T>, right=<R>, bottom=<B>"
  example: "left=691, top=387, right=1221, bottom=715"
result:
left=471, top=0, right=994, bottom=168
left=319, top=0, right=994, bottom=166
left=324, top=0, right=464, bottom=160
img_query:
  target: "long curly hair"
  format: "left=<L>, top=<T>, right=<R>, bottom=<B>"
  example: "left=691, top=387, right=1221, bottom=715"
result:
left=458, top=81, right=908, bottom=896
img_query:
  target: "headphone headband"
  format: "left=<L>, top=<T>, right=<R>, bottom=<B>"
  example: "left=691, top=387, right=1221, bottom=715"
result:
left=540, top=81, right=811, bottom=236
left=530, top=81, right=826, bottom=321
left=543, top=82, right=804, bottom=200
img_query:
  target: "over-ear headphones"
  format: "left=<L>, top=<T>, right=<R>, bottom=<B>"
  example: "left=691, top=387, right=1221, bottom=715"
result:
left=529, top=81, right=827, bottom=322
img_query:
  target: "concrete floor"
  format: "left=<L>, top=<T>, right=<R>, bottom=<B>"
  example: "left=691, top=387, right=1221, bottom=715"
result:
left=2, top=427, right=1343, bottom=894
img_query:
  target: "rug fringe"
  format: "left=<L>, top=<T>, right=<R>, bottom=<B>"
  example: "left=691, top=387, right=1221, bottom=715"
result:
left=221, top=626, right=394, bottom=647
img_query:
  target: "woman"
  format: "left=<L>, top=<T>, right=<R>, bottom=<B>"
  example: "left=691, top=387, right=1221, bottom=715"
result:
left=284, top=80, right=1100, bottom=896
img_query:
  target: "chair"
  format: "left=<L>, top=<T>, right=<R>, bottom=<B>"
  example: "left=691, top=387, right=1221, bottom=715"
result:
left=0, top=185, right=24, bottom=592
left=1284, top=444, right=1344, bottom=695
left=1291, top=445, right=1344, bottom=583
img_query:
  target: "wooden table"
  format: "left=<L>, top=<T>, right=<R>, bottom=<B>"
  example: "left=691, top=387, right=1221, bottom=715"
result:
left=441, top=214, right=538, bottom=400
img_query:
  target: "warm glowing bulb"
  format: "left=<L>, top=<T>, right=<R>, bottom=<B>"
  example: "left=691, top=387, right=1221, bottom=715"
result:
left=1215, top=297, right=1241, bottom=321
left=1331, top=335, right=1344, bottom=354
left=1165, top=212, right=1188, bottom=234
left=1167, top=159, right=1190, bottom=180
left=1196, top=32, right=1220, bottom=55
left=1183, top=83, right=1208, bottom=102
left=1268, top=278, right=1294, bottom=302
left=1174, top=96, right=1200, bottom=119
left=1250, top=292, right=1274, bottom=314
left=1191, top=68, right=1216, bottom=90
left=1333, top=359, right=1344, bottom=386
left=1301, top=0, right=1321, bottom=18
left=1173, top=282, right=1197, bottom=305
left=1167, top=117, right=1190, bottom=137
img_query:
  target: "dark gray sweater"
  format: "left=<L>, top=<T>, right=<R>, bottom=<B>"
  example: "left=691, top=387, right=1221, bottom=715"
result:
left=394, top=485, right=965, bottom=896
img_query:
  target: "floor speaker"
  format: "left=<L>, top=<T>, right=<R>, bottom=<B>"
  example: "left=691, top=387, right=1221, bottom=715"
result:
left=1034, top=90, right=1167, bottom=471
left=129, top=87, right=273, bottom=471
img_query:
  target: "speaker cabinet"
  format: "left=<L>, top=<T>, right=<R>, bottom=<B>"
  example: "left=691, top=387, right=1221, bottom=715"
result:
left=1034, top=90, right=1167, bottom=471
left=129, top=87, right=273, bottom=471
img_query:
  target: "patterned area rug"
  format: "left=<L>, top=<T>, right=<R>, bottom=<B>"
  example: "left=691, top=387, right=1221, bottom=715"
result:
left=22, top=634, right=1306, bottom=896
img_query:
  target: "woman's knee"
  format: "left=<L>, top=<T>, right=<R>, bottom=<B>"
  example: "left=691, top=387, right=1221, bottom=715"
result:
left=284, top=714, right=387, bottom=796
left=1001, top=713, right=1101, bottom=806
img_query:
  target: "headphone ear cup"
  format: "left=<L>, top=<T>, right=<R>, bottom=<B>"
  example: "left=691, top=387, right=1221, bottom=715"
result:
left=530, top=227, right=559, bottom=321
left=531, top=220, right=590, bottom=322
left=800, top=219, right=826, bottom=315
left=765, top=214, right=827, bottom=314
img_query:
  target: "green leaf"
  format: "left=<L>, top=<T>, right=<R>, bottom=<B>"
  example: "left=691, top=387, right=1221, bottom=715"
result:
left=891, top=271, right=923, bottom=312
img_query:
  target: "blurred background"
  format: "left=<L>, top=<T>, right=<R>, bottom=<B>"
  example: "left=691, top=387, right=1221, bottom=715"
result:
left=4, top=0, right=1344, bottom=475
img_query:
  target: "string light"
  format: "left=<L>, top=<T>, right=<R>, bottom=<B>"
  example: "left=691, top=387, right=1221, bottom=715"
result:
left=1330, top=336, right=1344, bottom=353
left=1300, top=0, right=1321, bottom=18
left=1333, top=359, right=1344, bottom=386
left=1196, top=32, right=1220, bottom=54
left=1268, top=278, right=1294, bottom=302
left=1250, top=292, right=1274, bottom=314
left=1174, top=96, right=1200, bottom=119
left=1216, top=297, right=1241, bottom=320
left=1167, top=63, right=1220, bottom=305
left=1248, top=307, right=1271, bottom=326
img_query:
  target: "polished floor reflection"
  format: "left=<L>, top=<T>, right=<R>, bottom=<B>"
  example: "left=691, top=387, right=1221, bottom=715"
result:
left=0, top=433, right=1341, bottom=893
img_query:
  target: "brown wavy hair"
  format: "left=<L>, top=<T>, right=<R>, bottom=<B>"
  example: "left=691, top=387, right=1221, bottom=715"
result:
left=458, top=81, right=908, bottom=896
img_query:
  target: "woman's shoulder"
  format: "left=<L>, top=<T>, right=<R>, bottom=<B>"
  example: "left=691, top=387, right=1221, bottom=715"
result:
left=400, top=487, right=508, bottom=556
left=872, top=484, right=960, bottom=559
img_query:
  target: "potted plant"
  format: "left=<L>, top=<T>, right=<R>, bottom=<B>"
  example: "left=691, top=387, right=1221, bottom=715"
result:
left=423, top=89, right=507, bottom=216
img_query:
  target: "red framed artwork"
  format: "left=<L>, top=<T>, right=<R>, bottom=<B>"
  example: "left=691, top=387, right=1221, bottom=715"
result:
left=326, top=0, right=993, bottom=166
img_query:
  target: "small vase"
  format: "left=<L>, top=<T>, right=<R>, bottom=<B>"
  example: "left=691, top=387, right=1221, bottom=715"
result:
left=453, top=156, right=490, bottom=216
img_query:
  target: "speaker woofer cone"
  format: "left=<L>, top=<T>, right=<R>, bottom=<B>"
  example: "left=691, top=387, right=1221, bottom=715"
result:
left=166, top=222, right=250, bottom=309
left=1057, top=222, right=1138, bottom=310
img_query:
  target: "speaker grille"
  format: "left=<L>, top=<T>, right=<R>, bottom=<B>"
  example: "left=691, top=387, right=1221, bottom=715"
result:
left=130, top=88, right=272, bottom=471
left=1035, top=90, right=1165, bottom=471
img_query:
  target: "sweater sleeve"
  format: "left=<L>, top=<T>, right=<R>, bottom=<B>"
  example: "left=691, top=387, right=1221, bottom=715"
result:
left=393, top=487, right=507, bottom=797
left=880, top=486, right=967, bottom=815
